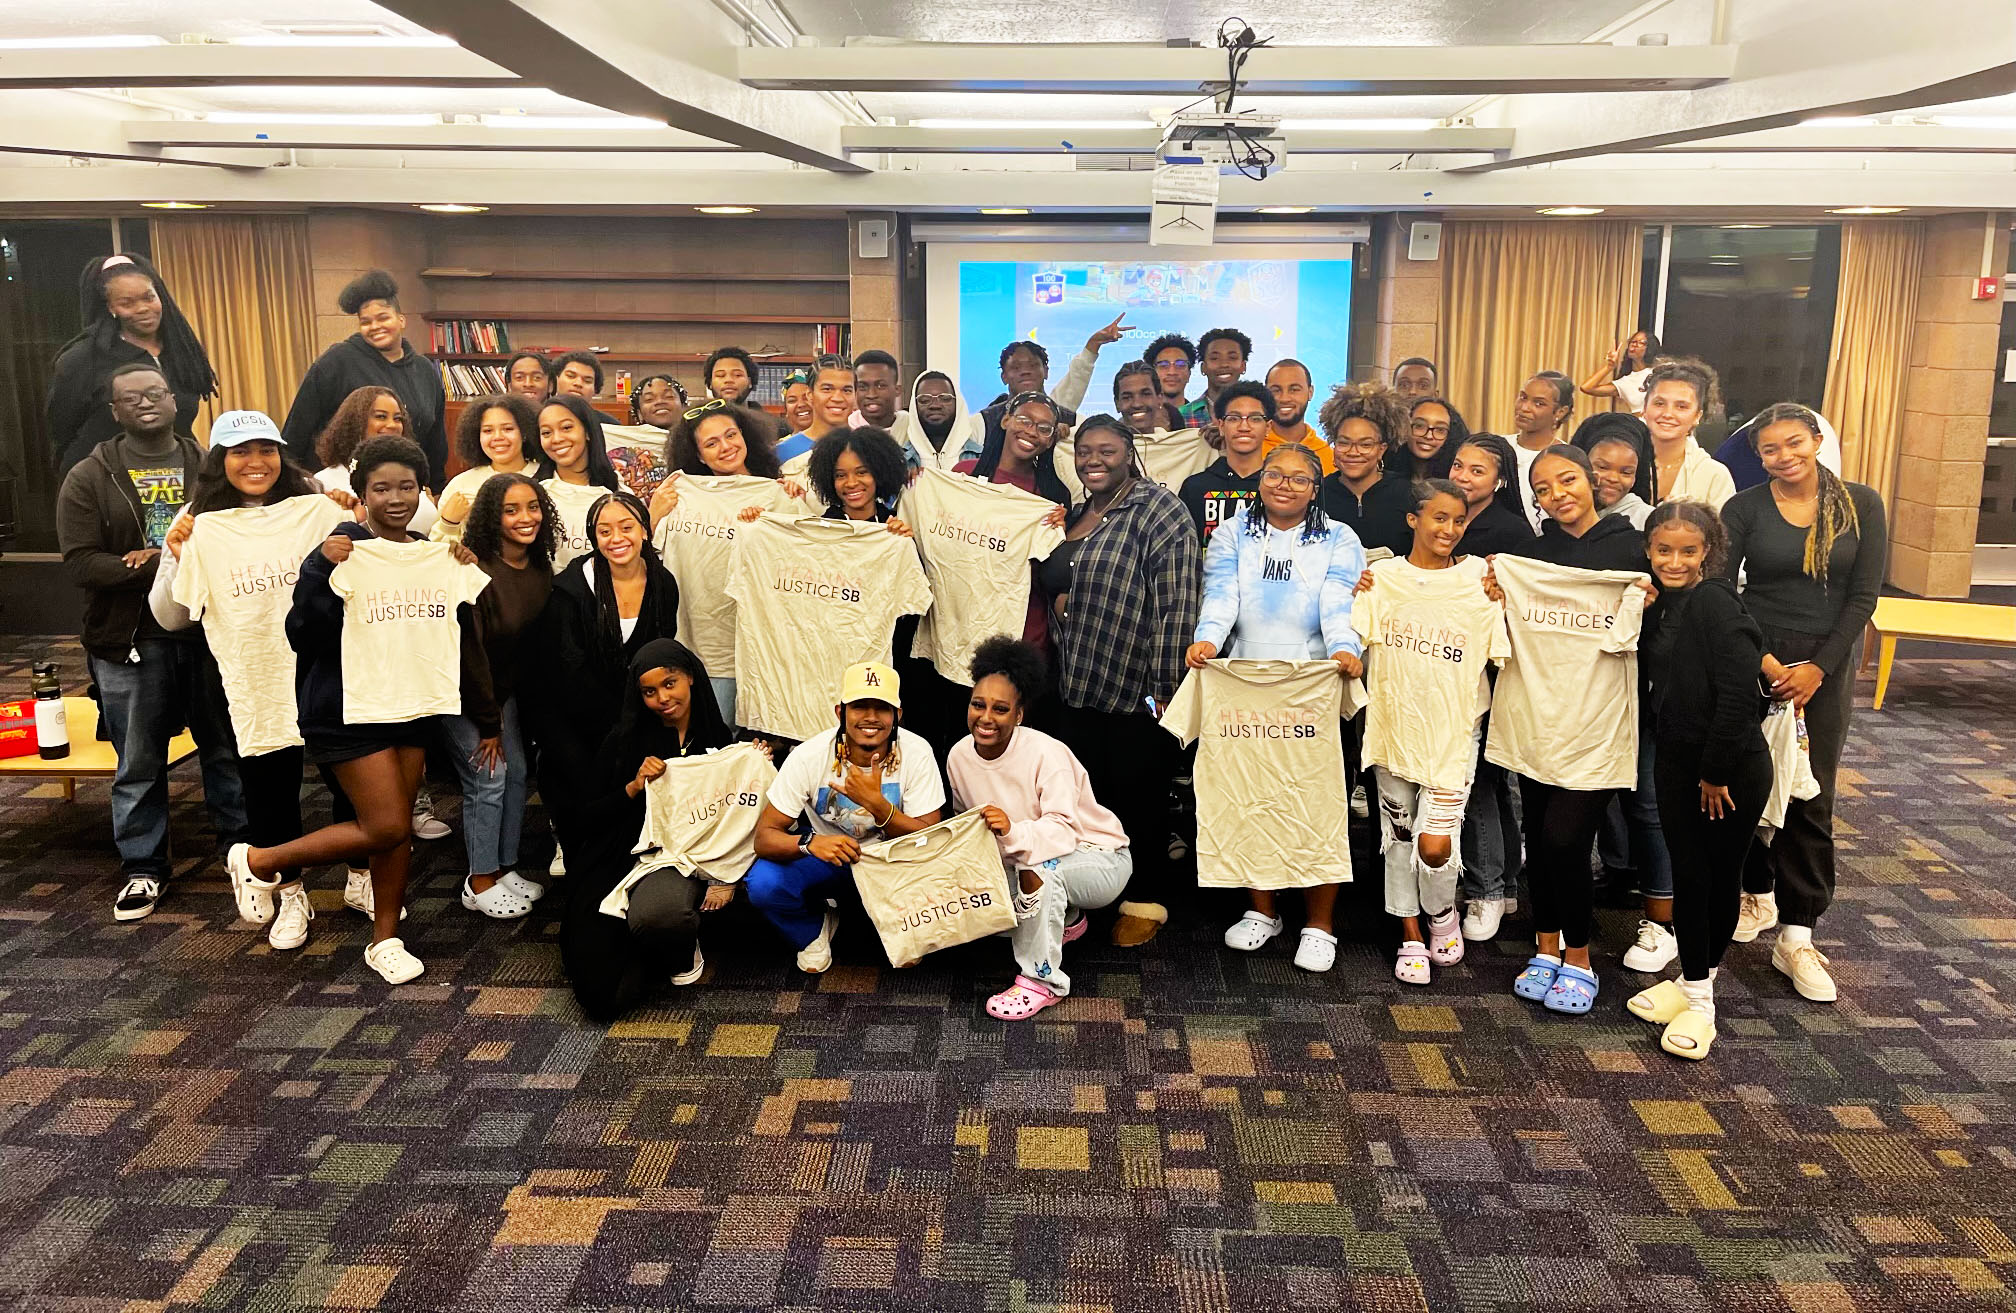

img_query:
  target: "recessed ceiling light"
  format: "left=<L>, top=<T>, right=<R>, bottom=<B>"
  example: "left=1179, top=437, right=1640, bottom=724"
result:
left=1827, top=206, right=1906, bottom=215
left=1928, top=115, right=2016, bottom=130
left=1279, top=118, right=1439, bottom=131
left=913, top=119, right=1149, bottom=131
left=696, top=205, right=759, bottom=215
left=1256, top=206, right=1314, bottom=215
left=141, top=201, right=210, bottom=210
left=0, top=34, right=167, bottom=49
left=979, top=207, right=1031, bottom=215
left=230, top=34, right=456, bottom=47
left=1800, top=116, right=1877, bottom=128
left=1538, top=206, right=1605, bottom=216
left=417, top=203, right=488, bottom=214
left=205, top=112, right=440, bottom=127
left=478, top=114, right=666, bottom=131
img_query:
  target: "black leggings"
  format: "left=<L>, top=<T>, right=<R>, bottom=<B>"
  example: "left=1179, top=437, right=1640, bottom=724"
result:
left=1519, top=779, right=1613, bottom=950
left=562, top=861, right=705, bottom=1023
left=1656, top=746, right=1771, bottom=980
left=1061, top=704, right=1179, bottom=909
left=1742, top=629, right=1855, bottom=927
left=239, top=747, right=307, bottom=880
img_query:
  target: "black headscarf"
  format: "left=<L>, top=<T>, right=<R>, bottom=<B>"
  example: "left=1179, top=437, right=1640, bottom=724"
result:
left=601, top=638, right=731, bottom=779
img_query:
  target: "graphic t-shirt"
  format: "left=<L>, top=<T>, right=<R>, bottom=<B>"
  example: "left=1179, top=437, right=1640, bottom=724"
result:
left=541, top=477, right=609, bottom=572
left=328, top=539, right=489, bottom=724
left=1177, top=457, right=1262, bottom=542
left=652, top=474, right=803, bottom=679
left=1051, top=426, right=1215, bottom=500
left=600, top=742, right=777, bottom=915
left=1162, top=659, right=1358, bottom=890
left=172, top=495, right=353, bottom=755
left=1352, top=555, right=1509, bottom=790
left=725, top=516, right=933, bottom=741
left=601, top=423, right=671, bottom=502
left=897, top=467, right=1064, bottom=686
left=769, top=726, right=947, bottom=840
left=1484, top=554, right=1649, bottom=790
left=128, top=461, right=187, bottom=548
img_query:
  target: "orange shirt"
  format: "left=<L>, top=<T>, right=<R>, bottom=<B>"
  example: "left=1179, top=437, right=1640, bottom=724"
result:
left=1262, top=425, right=1336, bottom=475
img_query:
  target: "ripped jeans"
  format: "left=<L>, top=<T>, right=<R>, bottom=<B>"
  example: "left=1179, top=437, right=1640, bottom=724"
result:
left=1008, top=846, right=1132, bottom=997
left=1376, top=766, right=1473, bottom=920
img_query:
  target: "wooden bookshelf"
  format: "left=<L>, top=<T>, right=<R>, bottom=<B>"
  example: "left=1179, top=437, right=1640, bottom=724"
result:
left=423, top=268, right=847, bottom=284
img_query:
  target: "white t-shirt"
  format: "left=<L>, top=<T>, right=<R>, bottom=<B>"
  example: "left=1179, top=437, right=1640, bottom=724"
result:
left=541, top=477, right=609, bottom=572
left=897, top=468, right=1064, bottom=686
left=1162, top=659, right=1357, bottom=890
left=1614, top=367, right=1652, bottom=413
left=429, top=461, right=531, bottom=544
left=171, top=495, right=352, bottom=756
left=768, top=727, right=947, bottom=840
left=316, top=463, right=439, bottom=537
left=1352, top=555, right=1509, bottom=790
left=1051, top=426, right=1215, bottom=500
left=725, top=516, right=934, bottom=741
left=327, top=539, right=490, bottom=725
left=651, top=474, right=803, bottom=679
left=1483, top=555, right=1648, bottom=790
left=600, top=742, right=778, bottom=915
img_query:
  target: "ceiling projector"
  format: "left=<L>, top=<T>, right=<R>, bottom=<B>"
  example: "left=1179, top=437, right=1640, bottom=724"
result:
left=1158, top=111, right=1286, bottom=176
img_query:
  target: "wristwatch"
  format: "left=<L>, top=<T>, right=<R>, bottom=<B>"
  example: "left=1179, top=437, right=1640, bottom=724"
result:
left=797, top=830, right=814, bottom=855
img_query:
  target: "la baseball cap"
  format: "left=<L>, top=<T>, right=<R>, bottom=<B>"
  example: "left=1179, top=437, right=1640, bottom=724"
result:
left=838, top=661, right=901, bottom=709
left=208, top=410, right=286, bottom=449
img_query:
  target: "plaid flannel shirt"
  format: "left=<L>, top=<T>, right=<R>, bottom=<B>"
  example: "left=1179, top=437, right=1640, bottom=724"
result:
left=1054, top=479, right=1202, bottom=714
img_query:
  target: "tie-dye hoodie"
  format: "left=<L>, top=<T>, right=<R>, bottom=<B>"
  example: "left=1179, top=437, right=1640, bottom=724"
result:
left=1194, top=503, right=1365, bottom=661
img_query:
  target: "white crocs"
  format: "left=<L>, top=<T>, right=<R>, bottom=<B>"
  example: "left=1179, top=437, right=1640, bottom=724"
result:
left=363, top=937, right=424, bottom=985
left=1223, top=911, right=1284, bottom=952
left=461, top=876, right=533, bottom=920
left=227, top=843, right=279, bottom=926
left=498, top=870, right=545, bottom=903
left=1294, top=927, right=1338, bottom=973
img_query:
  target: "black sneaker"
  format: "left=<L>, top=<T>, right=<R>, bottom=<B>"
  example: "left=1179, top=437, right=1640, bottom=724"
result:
left=113, top=875, right=162, bottom=922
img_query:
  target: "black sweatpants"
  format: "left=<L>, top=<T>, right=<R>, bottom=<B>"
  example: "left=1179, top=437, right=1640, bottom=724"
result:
left=1061, top=704, right=1178, bottom=909
left=1741, top=629, right=1856, bottom=928
left=1656, top=745, right=1771, bottom=979
left=562, top=861, right=706, bottom=1023
left=240, top=746, right=307, bottom=880
left=1519, top=778, right=1613, bottom=950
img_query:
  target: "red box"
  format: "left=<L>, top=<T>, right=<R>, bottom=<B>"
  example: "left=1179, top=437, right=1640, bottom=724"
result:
left=0, top=699, right=33, bottom=760
left=1977, top=276, right=2002, bottom=300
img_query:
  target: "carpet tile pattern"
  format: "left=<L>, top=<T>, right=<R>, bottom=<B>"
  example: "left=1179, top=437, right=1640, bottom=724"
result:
left=3, top=635, right=2016, bottom=1310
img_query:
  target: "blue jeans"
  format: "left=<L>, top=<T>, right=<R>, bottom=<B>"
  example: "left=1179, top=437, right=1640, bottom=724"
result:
left=442, top=701, right=526, bottom=875
left=745, top=851, right=851, bottom=948
left=1598, top=717, right=1673, bottom=899
left=709, top=677, right=737, bottom=729
left=90, top=639, right=246, bottom=875
left=1460, top=751, right=1521, bottom=902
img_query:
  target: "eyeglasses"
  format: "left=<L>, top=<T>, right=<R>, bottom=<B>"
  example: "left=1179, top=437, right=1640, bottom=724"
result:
left=1153, top=359, right=1190, bottom=370
left=683, top=398, right=728, bottom=421
left=116, top=387, right=172, bottom=405
left=1008, top=416, right=1057, bottom=437
left=1333, top=439, right=1385, bottom=454
left=1259, top=470, right=1316, bottom=491
left=1220, top=412, right=1269, bottom=428
left=914, top=393, right=956, bottom=406
left=1410, top=421, right=1451, bottom=439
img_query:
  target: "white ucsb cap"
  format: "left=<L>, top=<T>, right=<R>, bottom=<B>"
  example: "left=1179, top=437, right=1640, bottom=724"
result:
left=208, top=410, right=286, bottom=449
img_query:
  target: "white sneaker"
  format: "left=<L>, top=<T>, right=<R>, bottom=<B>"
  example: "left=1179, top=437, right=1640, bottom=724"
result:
left=1293, top=927, right=1338, bottom=972
left=1732, top=892, right=1779, bottom=943
left=672, top=943, right=706, bottom=986
left=268, top=884, right=313, bottom=951
left=410, top=797, right=452, bottom=841
left=226, top=843, right=279, bottom=926
left=548, top=848, right=566, bottom=879
left=1223, top=911, right=1284, bottom=952
left=343, top=869, right=406, bottom=920
left=498, top=870, right=545, bottom=903
left=461, top=876, right=534, bottom=920
left=1622, top=919, right=1679, bottom=973
left=796, top=910, right=839, bottom=974
left=363, top=936, right=425, bottom=985
left=1461, top=898, right=1505, bottom=942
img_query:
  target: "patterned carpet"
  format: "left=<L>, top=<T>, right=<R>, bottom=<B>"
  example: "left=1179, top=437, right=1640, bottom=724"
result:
left=3, top=633, right=2016, bottom=1311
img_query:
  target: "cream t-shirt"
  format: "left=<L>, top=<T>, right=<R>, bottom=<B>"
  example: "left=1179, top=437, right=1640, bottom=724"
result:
left=171, top=495, right=352, bottom=756
left=541, top=477, right=609, bottom=572
left=599, top=742, right=779, bottom=915
left=1352, top=555, right=1509, bottom=790
left=1051, top=426, right=1215, bottom=500
left=328, top=539, right=490, bottom=725
left=853, top=808, right=1016, bottom=968
left=725, top=516, right=934, bottom=741
left=651, top=474, right=803, bottom=679
left=1483, top=555, right=1648, bottom=791
left=429, top=461, right=532, bottom=544
left=897, top=467, right=1065, bottom=686
left=1162, top=659, right=1359, bottom=890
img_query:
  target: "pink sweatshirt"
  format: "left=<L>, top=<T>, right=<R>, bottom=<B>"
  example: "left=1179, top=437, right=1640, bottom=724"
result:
left=948, top=726, right=1130, bottom=866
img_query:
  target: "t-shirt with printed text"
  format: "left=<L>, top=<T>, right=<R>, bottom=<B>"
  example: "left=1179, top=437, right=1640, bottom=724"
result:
left=599, top=742, right=778, bottom=916
left=1352, top=555, right=1508, bottom=790
left=769, top=726, right=947, bottom=841
left=897, top=467, right=1064, bottom=686
left=541, top=477, right=609, bottom=573
left=328, top=538, right=489, bottom=725
left=652, top=474, right=804, bottom=679
left=1051, top=426, right=1215, bottom=501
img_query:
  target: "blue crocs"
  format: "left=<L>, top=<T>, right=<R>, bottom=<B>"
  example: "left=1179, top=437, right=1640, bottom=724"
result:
left=1543, top=962, right=1600, bottom=1015
left=1513, top=955, right=1562, bottom=1001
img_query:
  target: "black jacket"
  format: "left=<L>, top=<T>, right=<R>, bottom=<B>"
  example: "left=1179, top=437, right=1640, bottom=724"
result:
left=1642, top=578, right=1766, bottom=785
left=535, top=557, right=681, bottom=758
left=56, top=432, right=204, bottom=660
left=281, top=335, right=449, bottom=490
left=1320, top=473, right=1413, bottom=556
left=45, top=337, right=203, bottom=477
left=1506, top=511, right=1646, bottom=573
left=286, top=520, right=371, bottom=739
left=1455, top=497, right=1535, bottom=559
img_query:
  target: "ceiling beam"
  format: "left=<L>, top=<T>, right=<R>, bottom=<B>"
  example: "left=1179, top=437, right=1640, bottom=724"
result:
left=124, top=122, right=736, bottom=153
left=372, top=0, right=864, bottom=173
left=1649, top=126, right=2016, bottom=154
left=740, top=43, right=1734, bottom=95
left=840, top=126, right=1513, bottom=155
left=1452, top=0, right=2016, bottom=172
left=0, top=44, right=520, bottom=90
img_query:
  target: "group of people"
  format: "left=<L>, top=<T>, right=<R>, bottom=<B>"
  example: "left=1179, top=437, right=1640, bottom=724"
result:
left=46, top=255, right=1886, bottom=1057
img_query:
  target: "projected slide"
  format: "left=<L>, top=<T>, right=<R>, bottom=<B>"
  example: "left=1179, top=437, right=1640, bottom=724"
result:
left=951, top=256, right=1352, bottom=415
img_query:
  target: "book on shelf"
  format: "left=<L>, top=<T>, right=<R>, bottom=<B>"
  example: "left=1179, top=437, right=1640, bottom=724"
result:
left=813, top=323, right=849, bottom=358
left=443, top=362, right=511, bottom=399
left=430, top=319, right=513, bottom=355
left=750, top=362, right=810, bottom=406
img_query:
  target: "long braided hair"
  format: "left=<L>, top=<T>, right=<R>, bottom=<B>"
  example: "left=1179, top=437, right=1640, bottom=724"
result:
left=630, top=373, right=687, bottom=425
left=583, top=491, right=679, bottom=692
left=1750, top=402, right=1859, bottom=584
left=1245, top=443, right=1331, bottom=545
left=832, top=702, right=902, bottom=781
left=971, top=390, right=1072, bottom=505
left=63, top=254, right=218, bottom=401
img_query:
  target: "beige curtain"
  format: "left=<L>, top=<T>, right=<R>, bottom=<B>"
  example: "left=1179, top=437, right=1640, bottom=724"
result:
left=1820, top=220, right=1924, bottom=504
left=150, top=216, right=317, bottom=441
left=1436, top=220, right=1643, bottom=436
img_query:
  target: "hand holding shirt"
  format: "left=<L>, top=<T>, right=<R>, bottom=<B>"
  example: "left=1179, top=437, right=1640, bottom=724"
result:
left=328, top=538, right=489, bottom=725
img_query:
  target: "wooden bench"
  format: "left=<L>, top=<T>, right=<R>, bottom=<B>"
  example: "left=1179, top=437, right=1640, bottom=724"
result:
left=0, top=696, right=197, bottom=800
left=1865, top=597, right=2016, bottom=710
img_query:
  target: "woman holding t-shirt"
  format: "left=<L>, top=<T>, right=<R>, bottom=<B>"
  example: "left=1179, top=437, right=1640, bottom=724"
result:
left=227, top=436, right=482, bottom=984
left=951, top=636, right=1130, bottom=1019
left=956, top=395, right=1071, bottom=661
left=431, top=394, right=540, bottom=544
left=1186, top=443, right=1365, bottom=973
left=1721, top=402, right=1885, bottom=1004
left=1493, top=444, right=1648, bottom=1013
left=647, top=399, right=802, bottom=525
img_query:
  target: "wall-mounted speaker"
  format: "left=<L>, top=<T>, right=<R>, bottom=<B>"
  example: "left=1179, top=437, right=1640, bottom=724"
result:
left=1407, top=221, right=1442, bottom=262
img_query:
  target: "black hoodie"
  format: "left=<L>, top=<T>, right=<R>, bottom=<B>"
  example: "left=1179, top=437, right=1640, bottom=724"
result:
left=281, top=334, right=449, bottom=490
left=45, top=336, right=204, bottom=477
left=1502, top=511, right=1646, bottom=574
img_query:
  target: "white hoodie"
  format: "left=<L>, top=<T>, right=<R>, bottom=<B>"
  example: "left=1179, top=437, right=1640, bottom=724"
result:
left=887, top=372, right=984, bottom=473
